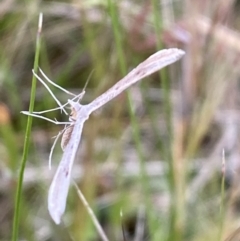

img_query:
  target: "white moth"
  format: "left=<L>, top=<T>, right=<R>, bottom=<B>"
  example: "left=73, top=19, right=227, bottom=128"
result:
left=22, top=48, right=185, bottom=224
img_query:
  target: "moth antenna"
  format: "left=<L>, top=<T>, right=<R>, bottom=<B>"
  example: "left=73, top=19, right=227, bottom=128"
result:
left=83, top=69, right=95, bottom=91
left=77, top=69, right=95, bottom=102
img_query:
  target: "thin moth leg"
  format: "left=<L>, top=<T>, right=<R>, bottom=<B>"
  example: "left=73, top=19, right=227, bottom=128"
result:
left=30, top=91, right=85, bottom=115
left=21, top=111, right=71, bottom=125
left=49, top=126, right=69, bottom=170
left=39, top=68, right=76, bottom=96
left=32, top=70, right=68, bottom=115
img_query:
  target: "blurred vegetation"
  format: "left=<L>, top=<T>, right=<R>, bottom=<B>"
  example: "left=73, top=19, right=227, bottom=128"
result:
left=0, top=0, right=240, bottom=240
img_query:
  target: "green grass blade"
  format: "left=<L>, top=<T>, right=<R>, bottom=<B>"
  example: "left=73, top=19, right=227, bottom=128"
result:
left=11, top=13, right=43, bottom=241
left=107, top=0, right=152, bottom=237
left=151, top=1, right=181, bottom=240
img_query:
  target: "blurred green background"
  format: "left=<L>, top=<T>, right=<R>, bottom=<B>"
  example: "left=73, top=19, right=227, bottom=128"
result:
left=1, top=0, right=240, bottom=240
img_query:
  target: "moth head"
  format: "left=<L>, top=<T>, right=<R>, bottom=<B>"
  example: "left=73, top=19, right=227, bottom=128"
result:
left=68, top=99, right=81, bottom=111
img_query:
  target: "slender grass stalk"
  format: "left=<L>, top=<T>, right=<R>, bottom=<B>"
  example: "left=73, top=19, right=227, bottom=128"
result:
left=218, top=149, right=226, bottom=241
left=74, top=8, right=103, bottom=240
left=73, top=181, right=109, bottom=241
left=107, top=0, right=151, bottom=237
left=107, top=0, right=147, bottom=180
left=151, top=1, right=181, bottom=240
left=11, top=13, right=42, bottom=241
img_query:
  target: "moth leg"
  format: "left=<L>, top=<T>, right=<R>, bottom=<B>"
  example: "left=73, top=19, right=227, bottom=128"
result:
left=21, top=111, right=71, bottom=125
left=49, top=126, right=69, bottom=170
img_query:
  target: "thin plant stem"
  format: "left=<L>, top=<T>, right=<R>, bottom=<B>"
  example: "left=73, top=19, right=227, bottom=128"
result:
left=11, top=13, right=43, bottom=241
left=218, top=149, right=226, bottom=241
left=107, top=0, right=151, bottom=236
left=73, top=181, right=109, bottom=241
left=151, top=1, right=178, bottom=240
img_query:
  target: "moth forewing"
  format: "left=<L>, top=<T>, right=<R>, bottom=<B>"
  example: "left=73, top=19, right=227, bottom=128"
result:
left=86, top=48, right=185, bottom=113
left=48, top=101, right=90, bottom=224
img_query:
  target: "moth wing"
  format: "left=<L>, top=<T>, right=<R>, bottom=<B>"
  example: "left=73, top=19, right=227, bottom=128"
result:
left=48, top=120, right=84, bottom=224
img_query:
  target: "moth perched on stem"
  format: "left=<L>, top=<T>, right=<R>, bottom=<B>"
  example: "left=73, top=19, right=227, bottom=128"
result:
left=22, top=48, right=185, bottom=224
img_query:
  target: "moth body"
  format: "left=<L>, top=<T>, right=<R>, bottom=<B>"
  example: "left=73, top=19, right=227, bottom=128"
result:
left=61, top=107, right=77, bottom=150
left=22, top=48, right=185, bottom=224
